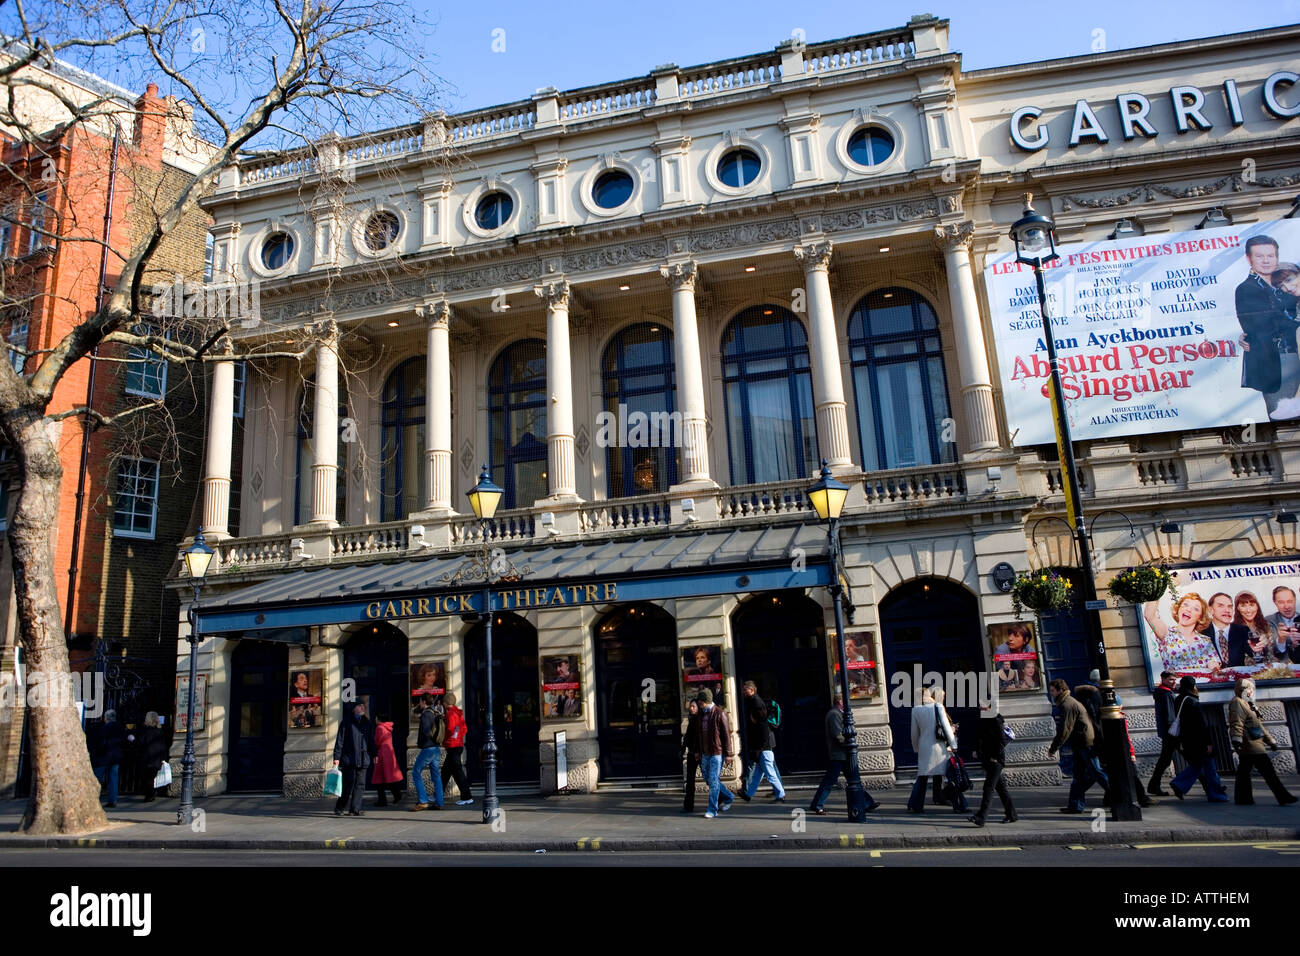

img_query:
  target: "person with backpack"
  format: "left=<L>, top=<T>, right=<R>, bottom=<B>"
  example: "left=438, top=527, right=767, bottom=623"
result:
left=1147, top=670, right=1179, bottom=796
left=1047, top=679, right=1108, bottom=813
left=440, top=692, right=474, bottom=805
left=1169, top=676, right=1229, bottom=802
left=739, top=680, right=786, bottom=803
left=409, top=694, right=445, bottom=811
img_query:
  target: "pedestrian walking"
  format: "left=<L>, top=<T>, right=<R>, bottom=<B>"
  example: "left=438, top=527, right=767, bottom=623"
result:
left=332, top=702, right=373, bottom=816
left=1168, top=677, right=1229, bottom=802
left=370, top=712, right=405, bottom=807
left=87, top=709, right=127, bottom=808
left=681, top=698, right=702, bottom=813
left=1047, top=679, right=1108, bottom=813
left=696, top=688, right=734, bottom=818
left=409, top=695, right=445, bottom=811
left=739, top=680, right=786, bottom=803
left=968, top=704, right=1016, bottom=826
left=1228, top=677, right=1298, bottom=806
left=809, top=689, right=879, bottom=816
left=137, top=712, right=169, bottom=802
left=1146, top=670, right=1179, bottom=796
left=907, top=687, right=962, bottom=813
left=439, top=692, right=474, bottom=805
left=1121, top=712, right=1155, bottom=809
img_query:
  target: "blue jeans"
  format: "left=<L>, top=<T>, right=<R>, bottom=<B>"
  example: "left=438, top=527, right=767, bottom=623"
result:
left=744, top=749, right=785, bottom=799
left=700, top=755, right=733, bottom=814
left=1066, top=744, right=1108, bottom=810
left=411, top=746, right=443, bottom=806
left=94, top=764, right=119, bottom=804
left=1171, top=755, right=1228, bottom=800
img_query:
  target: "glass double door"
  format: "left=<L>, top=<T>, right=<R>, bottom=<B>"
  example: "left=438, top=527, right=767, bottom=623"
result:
left=342, top=624, right=410, bottom=787
left=464, top=613, right=540, bottom=783
left=596, top=605, right=681, bottom=778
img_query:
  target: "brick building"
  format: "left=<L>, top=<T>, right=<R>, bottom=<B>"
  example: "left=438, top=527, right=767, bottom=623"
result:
left=0, top=54, right=216, bottom=795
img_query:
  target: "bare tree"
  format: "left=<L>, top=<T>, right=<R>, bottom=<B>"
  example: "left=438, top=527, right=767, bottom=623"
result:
left=0, top=0, right=435, bottom=834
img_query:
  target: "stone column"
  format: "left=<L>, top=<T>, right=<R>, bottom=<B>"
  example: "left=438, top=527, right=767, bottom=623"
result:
left=201, top=346, right=236, bottom=539
left=659, top=261, right=712, bottom=485
left=936, top=222, right=1000, bottom=453
left=794, top=239, right=853, bottom=470
left=420, top=300, right=453, bottom=512
left=535, top=279, right=577, bottom=499
left=310, top=324, right=340, bottom=525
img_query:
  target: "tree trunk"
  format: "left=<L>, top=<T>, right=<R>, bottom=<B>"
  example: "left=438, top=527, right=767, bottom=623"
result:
left=10, top=419, right=106, bottom=834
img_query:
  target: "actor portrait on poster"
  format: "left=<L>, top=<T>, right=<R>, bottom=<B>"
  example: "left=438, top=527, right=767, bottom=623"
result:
left=988, top=621, right=1042, bottom=693
left=681, top=645, right=726, bottom=708
left=287, top=668, right=324, bottom=730
left=542, top=654, right=582, bottom=720
left=409, top=660, right=447, bottom=699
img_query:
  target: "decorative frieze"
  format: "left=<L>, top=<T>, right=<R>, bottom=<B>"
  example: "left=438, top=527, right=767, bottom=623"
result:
left=690, top=219, right=799, bottom=252
left=563, top=238, right=668, bottom=273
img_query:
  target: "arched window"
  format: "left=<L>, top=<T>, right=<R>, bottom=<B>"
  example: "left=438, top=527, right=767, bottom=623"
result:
left=721, top=306, right=817, bottom=485
left=602, top=323, right=678, bottom=497
left=381, top=357, right=426, bottom=521
left=294, top=376, right=349, bottom=526
left=847, top=288, right=954, bottom=472
left=489, top=340, right=547, bottom=509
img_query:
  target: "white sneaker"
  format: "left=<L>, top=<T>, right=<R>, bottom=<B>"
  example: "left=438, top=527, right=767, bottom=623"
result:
left=704, top=811, right=716, bottom=818
left=456, top=798, right=474, bottom=805
left=1270, top=397, right=1300, bottom=420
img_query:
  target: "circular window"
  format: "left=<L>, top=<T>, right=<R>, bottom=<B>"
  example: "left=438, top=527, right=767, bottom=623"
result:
left=592, top=170, right=634, bottom=210
left=847, top=127, right=895, bottom=167
left=717, top=148, right=761, bottom=188
left=261, top=232, right=294, bottom=270
left=474, top=192, right=514, bottom=231
left=363, top=211, right=400, bottom=252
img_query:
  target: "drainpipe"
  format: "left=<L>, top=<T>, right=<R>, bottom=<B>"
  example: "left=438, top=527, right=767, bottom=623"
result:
left=64, top=129, right=120, bottom=642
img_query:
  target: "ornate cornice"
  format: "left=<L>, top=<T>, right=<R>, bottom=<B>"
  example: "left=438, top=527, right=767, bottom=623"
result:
left=1058, top=171, right=1300, bottom=211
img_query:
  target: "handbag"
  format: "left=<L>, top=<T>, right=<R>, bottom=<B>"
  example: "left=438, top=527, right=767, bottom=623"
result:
left=1168, top=698, right=1189, bottom=738
left=945, top=754, right=972, bottom=793
left=153, top=763, right=172, bottom=789
left=323, top=766, right=343, bottom=798
left=1247, top=725, right=1265, bottom=741
left=933, top=704, right=948, bottom=743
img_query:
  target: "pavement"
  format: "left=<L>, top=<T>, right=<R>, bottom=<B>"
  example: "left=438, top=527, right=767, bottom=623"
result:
left=4, top=776, right=1300, bottom=853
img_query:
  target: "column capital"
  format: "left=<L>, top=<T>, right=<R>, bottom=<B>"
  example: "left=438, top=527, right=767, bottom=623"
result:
left=934, top=220, right=976, bottom=252
left=794, top=238, right=833, bottom=271
left=659, top=260, right=698, bottom=291
left=309, top=312, right=338, bottom=343
left=416, top=298, right=451, bottom=328
left=534, top=279, right=570, bottom=310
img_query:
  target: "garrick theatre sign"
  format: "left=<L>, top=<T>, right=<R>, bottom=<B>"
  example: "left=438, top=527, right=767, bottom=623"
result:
left=1009, top=71, right=1300, bottom=150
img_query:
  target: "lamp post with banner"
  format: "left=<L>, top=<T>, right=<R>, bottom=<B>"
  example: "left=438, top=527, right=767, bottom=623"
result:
left=177, top=530, right=214, bottom=826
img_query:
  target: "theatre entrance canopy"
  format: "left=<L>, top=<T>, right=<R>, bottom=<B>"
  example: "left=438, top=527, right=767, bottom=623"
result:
left=194, top=525, right=835, bottom=638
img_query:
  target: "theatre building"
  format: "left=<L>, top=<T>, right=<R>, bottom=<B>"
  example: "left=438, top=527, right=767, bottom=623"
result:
left=173, top=17, right=1300, bottom=798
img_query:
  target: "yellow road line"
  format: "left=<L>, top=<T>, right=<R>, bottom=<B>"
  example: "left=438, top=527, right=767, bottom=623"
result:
left=1133, top=841, right=1294, bottom=850
left=1068, top=845, right=1088, bottom=850
left=576, top=837, right=588, bottom=849
left=591, top=838, right=601, bottom=850
left=871, top=846, right=1021, bottom=855
left=324, top=839, right=348, bottom=848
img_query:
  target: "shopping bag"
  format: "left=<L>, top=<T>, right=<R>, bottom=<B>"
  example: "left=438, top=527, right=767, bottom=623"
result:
left=323, top=766, right=343, bottom=798
left=153, top=763, right=173, bottom=788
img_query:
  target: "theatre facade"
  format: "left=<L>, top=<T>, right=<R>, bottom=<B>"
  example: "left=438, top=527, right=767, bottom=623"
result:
left=172, top=17, right=1300, bottom=797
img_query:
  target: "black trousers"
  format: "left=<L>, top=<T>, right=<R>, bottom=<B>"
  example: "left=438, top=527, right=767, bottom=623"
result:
left=683, top=753, right=699, bottom=812
left=1235, top=751, right=1294, bottom=804
left=973, top=757, right=1015, bottom=821
left=335, top=766, right=367, bottom=813
left=375, top=783, right=403, bottom=806
left=440, top=747, right=472, bottom=800
left=1148, top=736, right=1178, bottom=791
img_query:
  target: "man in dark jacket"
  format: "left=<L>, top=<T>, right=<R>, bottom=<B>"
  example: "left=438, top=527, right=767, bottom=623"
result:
left=1235, top=235, right=1300, bottom=416
left=1201, top=592, right=1254, bottom=667
left=809, top=690, right=879, bottom=816
left=696, top=688, right=734, bottom=818
left=409, top=695, right=444, bottom=811
left=1147, top=671, right=1179, bottom=795
left=1047, top=680, right=1107, bottom=813
left=681, top=698, right=703, bottom=814
left=1168, top=677, right=1229, bottom=802
left=968, top=704, right=1016, bottom=827
left=332, top=702, right=374, bottom=816
left=88, top=709, right=127, bottom=808
left=740, top=680, right=786, bottom=803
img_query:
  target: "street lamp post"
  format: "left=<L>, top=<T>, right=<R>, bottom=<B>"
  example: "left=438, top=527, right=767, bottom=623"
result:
left=451, top=465, right=529, bottom=825
left=177, top=530, right=214, bottom=826
left=1010, top=194, right=1141, bottom=821
left=808, top=460, right=869, bottom=822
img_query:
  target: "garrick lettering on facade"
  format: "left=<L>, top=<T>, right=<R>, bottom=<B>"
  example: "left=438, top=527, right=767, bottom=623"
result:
left=363, top=583, right=618, bottom=620
left=1010, top=72, right=1300, bottom=151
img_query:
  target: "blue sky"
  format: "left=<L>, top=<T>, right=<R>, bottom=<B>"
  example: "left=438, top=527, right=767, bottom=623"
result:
left=421, top=1, right=1300, bottom=114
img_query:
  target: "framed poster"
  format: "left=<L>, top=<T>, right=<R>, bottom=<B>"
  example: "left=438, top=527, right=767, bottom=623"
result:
left=541, top=654, right=582, bottom=720
left=1138, top=558, right=1300, bottom=688
left=831, top=629, right=881, bottom=701
left=175, top=673, right=208, bottom=732
left=410, top=660, right=447, bottom=699
left=288, top=667, right=324, bottom=730
left=681, top=645, right=725, bottom=709
left=988, top=622, right=1042, bottom=694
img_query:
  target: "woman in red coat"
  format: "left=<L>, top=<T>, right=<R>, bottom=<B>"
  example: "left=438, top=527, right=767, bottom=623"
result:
left=370, top=713, right=405, bottom=807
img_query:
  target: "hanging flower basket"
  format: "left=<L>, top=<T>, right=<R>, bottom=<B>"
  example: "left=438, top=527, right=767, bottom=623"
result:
left=1010, top=570, right=1073, bottom=619
left=1108, top=565, right=1176, bottom=605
